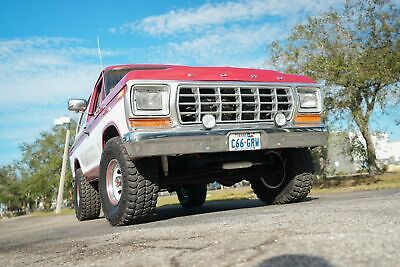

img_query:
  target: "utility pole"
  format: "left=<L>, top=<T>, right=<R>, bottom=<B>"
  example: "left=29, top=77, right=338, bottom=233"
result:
left=54, top=116, right=71, bottom=214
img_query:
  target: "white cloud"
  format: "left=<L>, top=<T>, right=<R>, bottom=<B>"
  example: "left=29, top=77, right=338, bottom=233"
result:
left=140, top=24, right=284, bottom=67
left=0, top=37, right=120, bottom=73
left=112, top=0, right=343, bottom=68
left=0, top=37, right=105, bottom=164
left=118, top=0, right=342, bottom=35
left=0, top=37, right=105, bottom=105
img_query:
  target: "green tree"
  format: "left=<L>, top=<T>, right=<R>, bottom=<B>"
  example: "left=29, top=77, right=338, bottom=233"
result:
left=18, top=122, right=76, bottom=210
left=0, top=164, right=25, bottom=214
left=270, top=0, right=400, bottom=174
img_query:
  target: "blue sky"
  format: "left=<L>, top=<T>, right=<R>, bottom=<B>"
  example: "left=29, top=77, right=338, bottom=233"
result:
left=0, top=0, right=399, bottom=166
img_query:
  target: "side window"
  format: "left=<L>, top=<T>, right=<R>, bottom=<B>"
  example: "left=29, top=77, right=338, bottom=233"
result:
left=88, top=74, right=104, bottom=122
left=93, top=77, right=104, bottom=114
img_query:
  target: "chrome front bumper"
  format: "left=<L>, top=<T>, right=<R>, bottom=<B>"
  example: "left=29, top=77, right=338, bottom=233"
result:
left=122, top=126, right=328, bottom=158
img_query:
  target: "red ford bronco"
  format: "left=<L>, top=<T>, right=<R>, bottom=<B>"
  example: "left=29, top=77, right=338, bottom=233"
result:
left=68, top=64, right=327, bottom=226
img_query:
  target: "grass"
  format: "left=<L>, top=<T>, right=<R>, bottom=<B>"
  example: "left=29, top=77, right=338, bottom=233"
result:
left=29, top=207, right=75, bottom=217
left=157, top=171, right=400, bottom=207
left=312, top=171, right=400, bottom=194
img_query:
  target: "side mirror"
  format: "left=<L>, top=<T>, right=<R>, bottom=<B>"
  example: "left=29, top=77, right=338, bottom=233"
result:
left=68, top=99, right=88, bottom=112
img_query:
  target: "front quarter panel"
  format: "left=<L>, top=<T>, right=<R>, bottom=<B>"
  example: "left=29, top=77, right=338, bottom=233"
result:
left=69, top=90, right=130, bottom=179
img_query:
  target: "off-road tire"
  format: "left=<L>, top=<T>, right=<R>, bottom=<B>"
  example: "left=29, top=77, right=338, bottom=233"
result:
left=99, top=137, right=159, bottom=226
left=177, top=184, right=207, bottom=208
left=74, top=168, right=101, bottom=221
left=251, top=148, right=314, bottom=204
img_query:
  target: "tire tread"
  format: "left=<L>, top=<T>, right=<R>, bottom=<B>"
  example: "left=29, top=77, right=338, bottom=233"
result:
left=74, top=169, right=101, bottom=221
left=177, top=184, right=207, bottom=208
left=251, top=148, right=314, bottom=205
left=99, top=137, right=159, bottom=226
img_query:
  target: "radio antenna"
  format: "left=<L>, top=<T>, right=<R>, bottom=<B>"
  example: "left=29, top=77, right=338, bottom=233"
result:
left=97, top=36, right=103, bottom=70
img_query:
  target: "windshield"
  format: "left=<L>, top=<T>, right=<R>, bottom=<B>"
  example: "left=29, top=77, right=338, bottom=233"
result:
left=104, top=66, right=169, bottom=95
left=104, top=68, right=135, bottom=95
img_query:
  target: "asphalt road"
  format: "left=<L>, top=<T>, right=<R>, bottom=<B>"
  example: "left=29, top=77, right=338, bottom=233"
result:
left=1, top=189, right=399, bottom=267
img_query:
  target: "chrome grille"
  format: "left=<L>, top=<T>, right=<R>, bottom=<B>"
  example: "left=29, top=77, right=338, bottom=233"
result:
left=177, top=85, right=294, bottom=124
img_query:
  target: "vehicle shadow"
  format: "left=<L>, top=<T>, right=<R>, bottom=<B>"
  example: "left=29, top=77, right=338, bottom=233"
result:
left=142, top=196, right=317, bottom=224
left=258, top=254, right=335, bottom=267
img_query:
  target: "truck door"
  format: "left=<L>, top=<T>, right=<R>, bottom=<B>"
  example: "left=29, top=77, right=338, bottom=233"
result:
left=78, top=73, right=105, bottom=178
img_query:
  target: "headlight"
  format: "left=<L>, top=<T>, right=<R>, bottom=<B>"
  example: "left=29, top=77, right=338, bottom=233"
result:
left=132, top=85, right=170, bottom=116
left=299, top=92, right=318, bottom=108
left=297, top=88, right=321, bottom=112
left=136, top=90, right=163, bottom=110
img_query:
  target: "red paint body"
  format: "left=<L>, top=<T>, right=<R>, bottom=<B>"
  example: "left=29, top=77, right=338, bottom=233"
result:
left=106, top=64, right=316, bottom=84
left=69, top=64, right=323, bottom=181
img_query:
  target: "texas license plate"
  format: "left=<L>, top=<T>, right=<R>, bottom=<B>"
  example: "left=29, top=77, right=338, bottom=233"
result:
left=228, top=132, right=261, bottom=151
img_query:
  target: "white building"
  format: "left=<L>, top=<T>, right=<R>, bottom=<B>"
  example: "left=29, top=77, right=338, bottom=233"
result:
left=373, top=133, right=400, bottom=163
left=326, top=132, right=400, bottom=175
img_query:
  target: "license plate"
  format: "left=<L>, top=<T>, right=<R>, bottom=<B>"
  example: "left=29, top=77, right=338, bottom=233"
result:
left=228, top=132, right=261, bottom=151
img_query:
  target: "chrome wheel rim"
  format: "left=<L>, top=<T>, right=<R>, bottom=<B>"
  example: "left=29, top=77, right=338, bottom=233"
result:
left=106, top=159, right=123, bottom=206
left=76, top=184, right=80, bottom=207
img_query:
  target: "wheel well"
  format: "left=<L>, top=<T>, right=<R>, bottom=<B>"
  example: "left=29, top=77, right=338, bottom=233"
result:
left=103, top=125, right=120, bottom=147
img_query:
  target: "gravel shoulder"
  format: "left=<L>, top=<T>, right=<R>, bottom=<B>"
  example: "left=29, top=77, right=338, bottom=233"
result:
left=1, top=189, right=399, bottom=267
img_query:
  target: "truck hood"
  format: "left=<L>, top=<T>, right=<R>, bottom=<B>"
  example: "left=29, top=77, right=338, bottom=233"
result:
left=118, top=65, right=316, bottom=84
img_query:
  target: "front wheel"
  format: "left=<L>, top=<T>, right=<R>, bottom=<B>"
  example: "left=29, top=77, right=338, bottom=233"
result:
left=251, top=149, right=314, bottom=205
left=99, top=137, right=159, bottom=226
left=177, top=184, right=207, bottom=208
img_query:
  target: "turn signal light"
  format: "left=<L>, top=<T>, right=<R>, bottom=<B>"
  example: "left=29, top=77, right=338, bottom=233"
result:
left=129, top=118, right=172, bottom=128
left=294, top=114, right=321, bottom=125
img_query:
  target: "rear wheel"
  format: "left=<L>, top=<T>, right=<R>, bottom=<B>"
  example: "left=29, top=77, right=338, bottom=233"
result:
left=251, top=148, right=314, bottom=204
left=73, top=168, right=101, bottom=221
left=177, top=184, right=207, bottom=208
left=99, top=137, right=159, bottom=226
